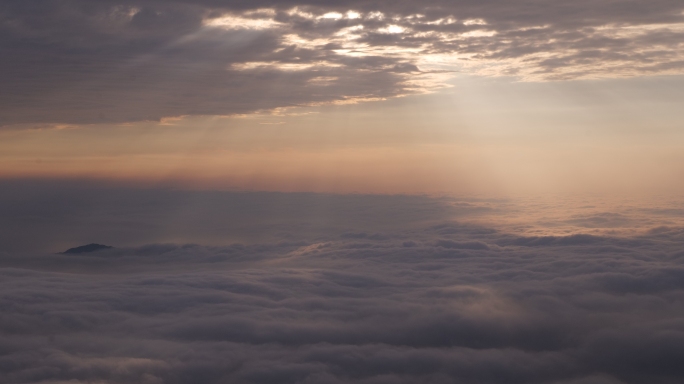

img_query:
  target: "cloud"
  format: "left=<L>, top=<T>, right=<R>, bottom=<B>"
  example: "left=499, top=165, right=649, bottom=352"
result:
left=2, top=0, right=684, bottom=125
left=2, top=182, right=684, bottom=382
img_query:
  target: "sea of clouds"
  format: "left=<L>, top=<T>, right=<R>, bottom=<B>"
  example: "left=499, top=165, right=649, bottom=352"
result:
left=1, top=182, right=684, bottom=383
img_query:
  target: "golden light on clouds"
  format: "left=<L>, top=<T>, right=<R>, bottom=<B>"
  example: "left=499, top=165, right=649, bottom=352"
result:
left=201, top=6, right=684, bottom=84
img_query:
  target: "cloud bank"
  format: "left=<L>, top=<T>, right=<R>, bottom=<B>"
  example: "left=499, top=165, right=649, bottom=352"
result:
left=2, top=184, right=684, bottom=383
left=2, top=0, right=684, bottom=125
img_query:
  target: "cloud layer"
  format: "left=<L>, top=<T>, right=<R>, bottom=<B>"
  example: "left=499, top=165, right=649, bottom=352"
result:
left=2, top=0, right=684, bottom=125
left=2, top=184, right=684, bottom=383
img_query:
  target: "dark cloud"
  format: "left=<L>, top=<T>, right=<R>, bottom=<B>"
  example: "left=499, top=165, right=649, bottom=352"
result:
left=2, top=182, right=684, bottom=383
left=2, top=0, right=684, bottom=125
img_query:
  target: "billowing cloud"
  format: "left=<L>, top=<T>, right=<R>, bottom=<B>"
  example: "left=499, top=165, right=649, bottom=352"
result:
left=2, top=0, right=684, bottom=125
left=2, top=182, right=684, bottom=383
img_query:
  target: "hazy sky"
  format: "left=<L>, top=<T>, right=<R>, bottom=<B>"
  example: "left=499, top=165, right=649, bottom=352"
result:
left=3, top=2, right=684, bottom=384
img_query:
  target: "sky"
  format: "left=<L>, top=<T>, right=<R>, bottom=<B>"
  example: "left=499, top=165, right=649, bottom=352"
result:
left=2, top=1, right=684, bottom=383
left=2, top=0, right=684, bottom=196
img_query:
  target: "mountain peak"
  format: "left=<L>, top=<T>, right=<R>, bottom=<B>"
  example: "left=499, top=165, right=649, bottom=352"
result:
left=62, top=243, right=113, bottom=254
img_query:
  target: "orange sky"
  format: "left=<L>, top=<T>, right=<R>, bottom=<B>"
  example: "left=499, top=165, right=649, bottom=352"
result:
left=2, top=76, right=683, bottom=198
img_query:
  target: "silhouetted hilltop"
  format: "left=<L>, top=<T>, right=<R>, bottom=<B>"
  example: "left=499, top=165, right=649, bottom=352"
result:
left=62, top=243, right=113, bottom=254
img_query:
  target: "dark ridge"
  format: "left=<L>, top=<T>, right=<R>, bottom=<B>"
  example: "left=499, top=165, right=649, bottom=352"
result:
left=62, top=243, right=113, bottom=254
